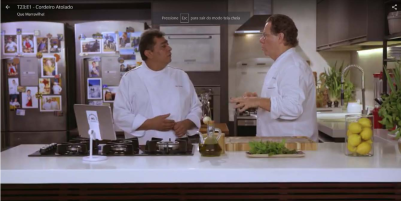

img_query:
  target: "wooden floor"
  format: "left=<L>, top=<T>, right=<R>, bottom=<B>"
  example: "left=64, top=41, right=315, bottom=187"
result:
left=2, top=182, right=401, bottom=200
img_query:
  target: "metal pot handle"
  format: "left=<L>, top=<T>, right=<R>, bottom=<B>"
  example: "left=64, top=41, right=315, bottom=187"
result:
left=197, top=131, right=204, bottom=144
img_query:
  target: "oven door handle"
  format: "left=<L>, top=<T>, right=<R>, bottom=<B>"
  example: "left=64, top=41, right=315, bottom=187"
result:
left=237, top=120, right=256, bottom=126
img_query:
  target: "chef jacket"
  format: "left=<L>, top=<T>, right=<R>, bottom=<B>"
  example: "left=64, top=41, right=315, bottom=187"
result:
left=113, top=62, right=202, bottom=144
left=257, top=48, right=318, bottom=141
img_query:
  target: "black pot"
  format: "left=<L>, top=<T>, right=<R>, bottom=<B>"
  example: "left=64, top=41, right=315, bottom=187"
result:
left=334, top=100, right=339, bottom=107
left=327, top=101, right=332, bottom=108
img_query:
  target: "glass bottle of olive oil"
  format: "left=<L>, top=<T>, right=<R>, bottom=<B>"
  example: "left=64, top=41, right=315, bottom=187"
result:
left=199, top=121, right=222, bottom=157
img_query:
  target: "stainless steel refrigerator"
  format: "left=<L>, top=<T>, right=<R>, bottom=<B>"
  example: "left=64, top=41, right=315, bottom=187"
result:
left=1, top=22, right=68, bottom=148
left=72, top=21, right=144, bottom=138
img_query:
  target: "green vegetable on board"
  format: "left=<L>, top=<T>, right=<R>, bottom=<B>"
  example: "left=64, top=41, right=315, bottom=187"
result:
left=248, top=139, right=297, bottom=156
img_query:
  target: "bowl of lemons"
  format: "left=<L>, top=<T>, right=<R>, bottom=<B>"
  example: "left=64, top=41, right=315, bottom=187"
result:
left=345, top=114, right=374, bottom=157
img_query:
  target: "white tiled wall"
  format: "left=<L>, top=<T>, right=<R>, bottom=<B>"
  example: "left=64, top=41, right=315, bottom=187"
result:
left=351, top=49, right=388, bottom=108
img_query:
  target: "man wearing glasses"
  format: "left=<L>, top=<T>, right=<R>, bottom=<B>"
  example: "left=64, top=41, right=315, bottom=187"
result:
left=230, top=14, right=318, bottom=141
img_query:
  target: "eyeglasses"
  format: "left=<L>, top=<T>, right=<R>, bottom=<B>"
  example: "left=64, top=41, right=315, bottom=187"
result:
left=260, top=33, right=268, bottom=40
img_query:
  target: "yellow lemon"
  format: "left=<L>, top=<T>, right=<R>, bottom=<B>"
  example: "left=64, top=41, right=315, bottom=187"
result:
left=346, top=130, right=354, bottom=136
left=360, top=128, right=373, bottom=140
left=358, top=118, right=372, bottom=128
left=348, top=134, right=362, bottom=147
left=347, top=144, right=357, bottom=153
left=365, top=139, right=373, bottom=144
left=356, top=142, right=371, bottom=155
left=348, top=122, right=362, bottom=134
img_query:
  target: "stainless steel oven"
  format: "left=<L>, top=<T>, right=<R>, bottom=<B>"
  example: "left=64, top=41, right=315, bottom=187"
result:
left=234, top=109, right=257, bottom=136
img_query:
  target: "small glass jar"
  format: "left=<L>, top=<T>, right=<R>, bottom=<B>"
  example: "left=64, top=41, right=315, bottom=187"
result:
left=345, top=114, right=374, bottom=157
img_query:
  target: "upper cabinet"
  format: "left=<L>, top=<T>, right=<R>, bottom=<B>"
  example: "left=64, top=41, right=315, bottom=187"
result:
left=316, top=0, right=388, bottom=51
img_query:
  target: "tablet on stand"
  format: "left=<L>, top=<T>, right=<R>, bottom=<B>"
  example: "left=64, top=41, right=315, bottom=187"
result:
left=74, top=104, right=118, bottom=162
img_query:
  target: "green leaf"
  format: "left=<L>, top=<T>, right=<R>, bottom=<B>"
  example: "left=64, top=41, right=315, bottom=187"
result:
left=384, top=65, right=395, bottom=93
left=248, top=140, right=297, bottom=155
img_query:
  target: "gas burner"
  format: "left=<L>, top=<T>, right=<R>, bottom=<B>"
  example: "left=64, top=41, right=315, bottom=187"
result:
left=57, top=143, right=88, bottom=155
left=144, top=138, right=191, bottom=155
left=69, top=137, right=89, bottom=144
left=113, top=140, right=133, bottom=145
left=29, top=137, right=193, bottom=157
left=102, top=140, right=136, bottom=155
left=238, top=108, right=257, bottom=117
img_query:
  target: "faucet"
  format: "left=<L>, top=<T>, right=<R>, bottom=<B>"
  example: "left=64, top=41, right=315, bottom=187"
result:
left=341, top=64, right=366, bottom=115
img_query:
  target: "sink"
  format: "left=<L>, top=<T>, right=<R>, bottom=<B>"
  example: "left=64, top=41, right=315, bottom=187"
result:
left=317, top=112, right=361, bottom=123
left=317, top=112, right=359, bottom=119
left=318, top=119, right=345, bottom=122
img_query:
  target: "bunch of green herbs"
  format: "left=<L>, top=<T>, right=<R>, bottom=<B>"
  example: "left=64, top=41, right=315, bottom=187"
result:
left=248, top=139, right=297, bottom=156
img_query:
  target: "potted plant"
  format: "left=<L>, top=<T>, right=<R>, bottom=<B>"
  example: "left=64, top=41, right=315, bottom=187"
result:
left=322, top=61, right=354, bottom=107
left=316, top=73, right=329, bottom=108
left=379, top=62, right=401, bottom=139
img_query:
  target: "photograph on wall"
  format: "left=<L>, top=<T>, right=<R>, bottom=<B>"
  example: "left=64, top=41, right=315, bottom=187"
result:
left=22, top=87, right=38, bottom=109
left=17, top=86, right=26, bottom=93
left=102, top=32, right=117, bottom=53
left=21, top=34, right=36, bottom=54
left=9, top=95, right=20, bottom=111
left=51, top=78, right=62, bottom=95
left=103, top=86, right=118, bottom=102
left=41, top=57, right=58, bottom=77
left=8, top=78, right=19, bottom=95
left=87, top=78, right=102, bottom=100
left=88, top=60, right=101, bottom=77
left=7, top=61, right=19, bottom=77
left=81, top=38, right=101, bottom=54
left=118, top=32, right=132, bottom=49
left=120, top=60, right=136, bottom=76
left=40, top=95, right=62, bottom=112
left=119, top=63, right=127, bottom=73
left=36, top=37, right=48, bottom=53
left=130, top=32, right=141, bottom=53
left=39, top=78, right=51, bottom=95
left=50, top=38, right=61, bottom=53
left=3, top=35, right=18, bottom=55
left=119, top=48, right=136, bottom=60
left=89, top=100, right=103, bottom=106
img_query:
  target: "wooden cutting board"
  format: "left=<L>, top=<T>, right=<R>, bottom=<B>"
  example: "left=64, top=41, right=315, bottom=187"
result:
left=246, top=151, right=305, bottom=158
left=225, top=136, right=317, bottom=151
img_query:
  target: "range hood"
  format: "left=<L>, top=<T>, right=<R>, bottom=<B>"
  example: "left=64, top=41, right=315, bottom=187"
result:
left=235, top=0, right=272, bottom=34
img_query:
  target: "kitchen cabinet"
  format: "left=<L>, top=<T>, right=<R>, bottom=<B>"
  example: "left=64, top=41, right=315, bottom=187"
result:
left=348, top=0, right=368, bottom=40
left=316, top=0, right=329, bottom=47
left=316, top=0, right=385, bottom=51
left=327, top=0, right=349, bottom=45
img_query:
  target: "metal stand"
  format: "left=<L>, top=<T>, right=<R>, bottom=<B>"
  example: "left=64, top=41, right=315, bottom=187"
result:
left=82, top=129, right=107, bottom=162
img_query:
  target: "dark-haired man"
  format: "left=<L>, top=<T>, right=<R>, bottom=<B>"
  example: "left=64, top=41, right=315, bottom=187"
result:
left=113, top=29, right=202, bottom=144
left=230, top=14, right=318, bottom=141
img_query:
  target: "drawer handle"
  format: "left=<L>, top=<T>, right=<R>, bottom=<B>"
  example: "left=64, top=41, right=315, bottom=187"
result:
left=184, top=59, right=196, bottom=62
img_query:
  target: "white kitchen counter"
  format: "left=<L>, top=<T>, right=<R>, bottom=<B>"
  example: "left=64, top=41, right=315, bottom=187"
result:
left=316, top=112, right=395, bottom=141
left=317, top=112, right=356, bottom=138
left=2, top=141, right=401, bottom=184
left=318, top=119, right=346, bottom=138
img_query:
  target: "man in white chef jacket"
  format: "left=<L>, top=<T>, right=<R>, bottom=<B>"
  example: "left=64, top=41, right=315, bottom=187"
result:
left=113, top=29, right=202, bottom=144
left=231, top=14, right=318, bottom=141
